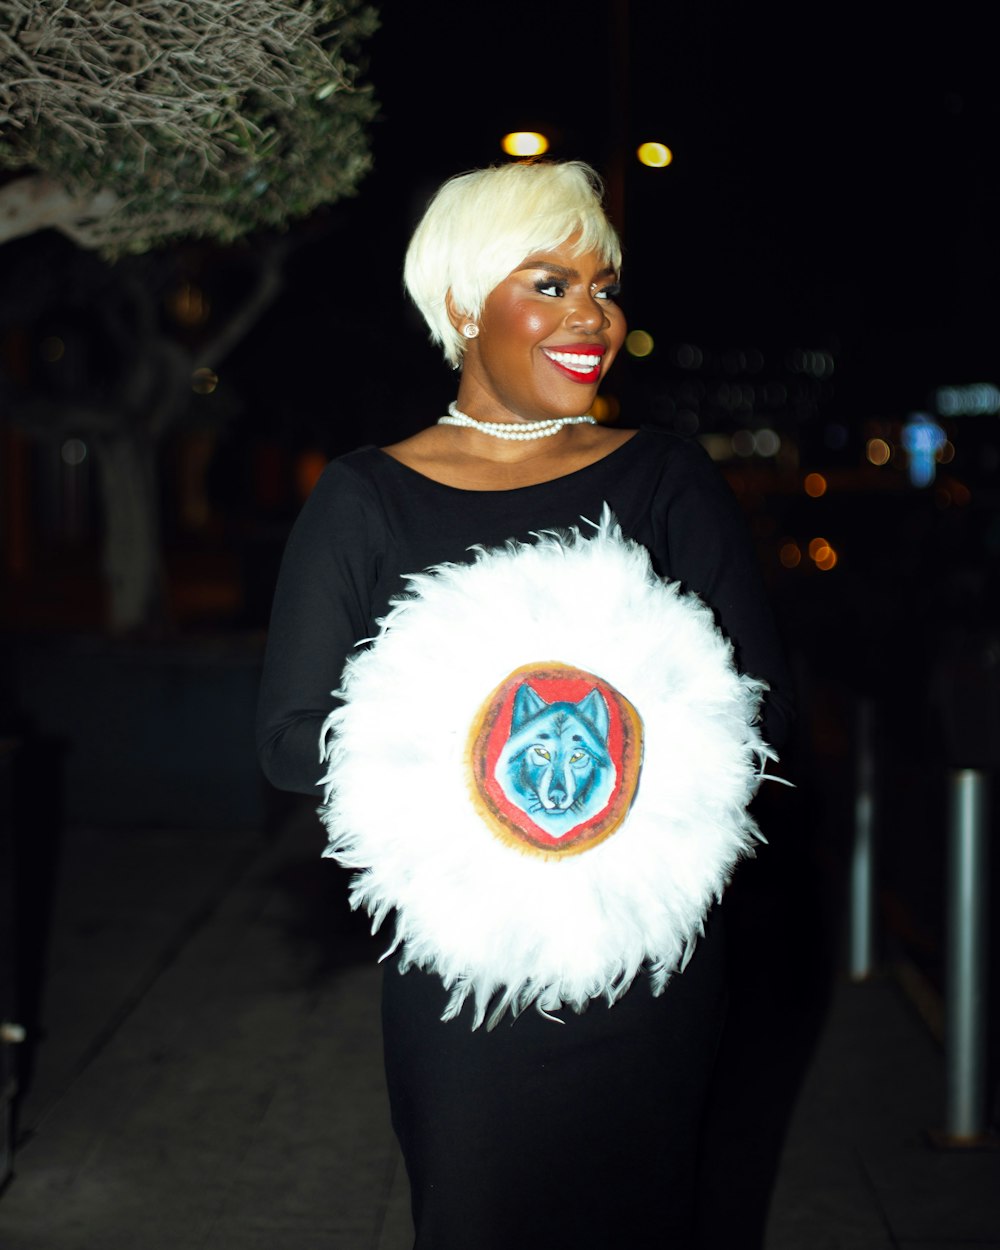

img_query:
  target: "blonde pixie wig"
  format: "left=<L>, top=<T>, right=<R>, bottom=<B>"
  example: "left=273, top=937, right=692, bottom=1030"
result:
left=404, top=161, right=622, bottom=368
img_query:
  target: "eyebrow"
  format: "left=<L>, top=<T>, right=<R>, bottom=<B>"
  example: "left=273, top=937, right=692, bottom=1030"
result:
left=518, top=260, right=618, bottom=282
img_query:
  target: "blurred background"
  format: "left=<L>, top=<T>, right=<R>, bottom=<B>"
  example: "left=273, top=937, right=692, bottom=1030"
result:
left=1, top=0, right=997, bottom=1227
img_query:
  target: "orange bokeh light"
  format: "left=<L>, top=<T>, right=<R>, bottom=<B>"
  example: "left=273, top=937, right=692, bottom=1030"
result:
left=296, top=449, right=327, bottom=500
left=804, top=472, right=827, bottom=497
left=779, top=541, right=802, bottom=569
left=866, top=438, right=891, bottom=466
left=807, top=535, right=838, bottom=570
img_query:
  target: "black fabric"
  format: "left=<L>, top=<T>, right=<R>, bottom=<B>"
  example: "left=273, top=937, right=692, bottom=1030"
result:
left=256, top=427, right=794, bottom=1248
left=382, top=911, right=727, bottom=1250
left=256, top=428, right=792, bottom=795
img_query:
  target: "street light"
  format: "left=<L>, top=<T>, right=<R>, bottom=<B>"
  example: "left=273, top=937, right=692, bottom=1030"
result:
left=501, top=132, right=549, bottom=157
left=637, top=142, right=673, bottom=168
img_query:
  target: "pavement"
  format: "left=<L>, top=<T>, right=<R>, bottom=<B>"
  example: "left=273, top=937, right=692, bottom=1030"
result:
left=0, top=797, right=997, bottom=1250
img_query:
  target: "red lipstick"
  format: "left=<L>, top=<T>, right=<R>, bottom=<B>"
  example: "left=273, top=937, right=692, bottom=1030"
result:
left=541, top=344, right=606, bottom=384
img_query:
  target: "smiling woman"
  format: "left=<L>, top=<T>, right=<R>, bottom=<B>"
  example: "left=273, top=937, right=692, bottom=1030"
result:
left=452, top=238, right=626, bottom=428
left=256, top=160, right=794, bottom=1249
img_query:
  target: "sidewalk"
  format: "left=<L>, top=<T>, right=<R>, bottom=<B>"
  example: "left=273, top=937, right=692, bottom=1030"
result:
left=1, top=805, right=997, bottom=1249
left=766, top=975, right=999, bottom=1248
left=0, top=805, right=411, bottom=1250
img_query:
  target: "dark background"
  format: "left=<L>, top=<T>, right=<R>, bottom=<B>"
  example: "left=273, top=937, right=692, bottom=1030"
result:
left=2, top=0, right=998, bottom=1178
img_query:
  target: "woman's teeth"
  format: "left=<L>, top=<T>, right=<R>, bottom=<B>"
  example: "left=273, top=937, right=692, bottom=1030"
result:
left=543, top=350, right=602, bottom=373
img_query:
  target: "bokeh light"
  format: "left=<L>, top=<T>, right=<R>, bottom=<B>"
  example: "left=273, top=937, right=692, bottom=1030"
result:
left=807, top=537, right=838, bottom=570
left=866, top=438, right=892, bottom=466
left=61, top=438, right=87, bottom=466
left=589, top=394, right=620, bottom=423
left=675, top=409, right=699, bottom=435
left=41, top=335, right=65, bottom=362
left=804, top=472, right=827, bottom=497
left=501, top=132, right=549, bottom=157
left=168, top=281, right=211, bottom=328
left=191, top=367, right=218, bottom=394
left=731, top=429, right=755, bottom=458
left=674, top=343, right=703, bottom=369
left=935, top=382, right=1000, bottom=416
left=779, top=541, right=801, bottom=569
left=625, top=329, right=654, bottom=357
left=813, top=544, right=838, bottom=571
left=949, top=479, right=971, bottom=505
left=637, top=142, right=673, bottom=168
left=296, top=449, right=327, bottom=500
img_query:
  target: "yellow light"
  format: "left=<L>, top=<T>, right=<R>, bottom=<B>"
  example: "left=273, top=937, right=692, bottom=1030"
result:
left=804, top=472, right=827, bottom=497
left=637, top=142, right=673, bottom=168
left=501, top=132, right=549, bottom=157
left=866, top=437, right=891, bottom=466
left=626, top=329, right=654, bottom=358
left=779, top=541, right=801, bottom=569
left=589, top=394, right=620, bottom=423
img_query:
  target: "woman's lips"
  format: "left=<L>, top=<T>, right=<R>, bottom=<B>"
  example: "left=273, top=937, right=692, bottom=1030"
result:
left=542, top=346, right=606, bottom=384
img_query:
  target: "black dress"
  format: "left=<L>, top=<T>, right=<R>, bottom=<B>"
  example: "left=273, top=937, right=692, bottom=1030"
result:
left=257, top=428, right=792, bottom=1249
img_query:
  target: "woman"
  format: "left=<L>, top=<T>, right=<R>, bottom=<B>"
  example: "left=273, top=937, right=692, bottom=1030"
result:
left=257, top=160, right=792, bottom=1248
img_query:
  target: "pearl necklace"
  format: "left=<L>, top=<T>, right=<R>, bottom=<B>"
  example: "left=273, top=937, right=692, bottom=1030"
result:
left=438, top=402, right=597, bottom=442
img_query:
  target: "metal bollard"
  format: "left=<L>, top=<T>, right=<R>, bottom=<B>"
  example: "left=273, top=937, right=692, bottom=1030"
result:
left=944, top=769, right=990, bottom=1142
left=849, top=697, right=876, bottom=980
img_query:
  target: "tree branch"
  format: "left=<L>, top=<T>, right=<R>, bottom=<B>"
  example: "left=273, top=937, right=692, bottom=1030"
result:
left=198, top=237, right=291, bottom=368
left=0, top=172, right=118, bottom=245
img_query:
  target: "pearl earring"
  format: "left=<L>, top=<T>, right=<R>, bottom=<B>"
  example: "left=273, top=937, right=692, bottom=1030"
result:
left=462, top=322, right=479, bottom=339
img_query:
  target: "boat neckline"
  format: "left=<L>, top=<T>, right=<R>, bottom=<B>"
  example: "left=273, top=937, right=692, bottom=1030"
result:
left=370, top=428, right=644, bottom=495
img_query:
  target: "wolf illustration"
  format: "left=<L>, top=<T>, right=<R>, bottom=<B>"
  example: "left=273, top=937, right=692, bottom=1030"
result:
left=495, top=684, right=616, bottom=834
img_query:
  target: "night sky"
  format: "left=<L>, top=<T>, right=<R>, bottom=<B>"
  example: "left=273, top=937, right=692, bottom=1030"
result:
left=231, top=0, right=998, bottom=451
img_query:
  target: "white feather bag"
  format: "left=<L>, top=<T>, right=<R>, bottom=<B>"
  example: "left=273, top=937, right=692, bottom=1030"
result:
left=319, top=508, right=775, bottom=1028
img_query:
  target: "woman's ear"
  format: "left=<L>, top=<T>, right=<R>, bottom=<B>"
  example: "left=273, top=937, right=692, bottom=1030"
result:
left=445, top=291, right=472, bottom=334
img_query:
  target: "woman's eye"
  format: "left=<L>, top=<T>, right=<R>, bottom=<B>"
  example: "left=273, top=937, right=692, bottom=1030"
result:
left=594, top=283, right=622, bottom=302
left=535, top=279, right=566, bottom=298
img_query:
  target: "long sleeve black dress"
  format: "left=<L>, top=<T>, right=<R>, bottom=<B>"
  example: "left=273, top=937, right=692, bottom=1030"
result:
left=257, top=427, right=792, bottom=1250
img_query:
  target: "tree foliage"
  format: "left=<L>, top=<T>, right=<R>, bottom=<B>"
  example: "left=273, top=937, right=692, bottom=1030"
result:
left=0, top=0, right=377, bottom=256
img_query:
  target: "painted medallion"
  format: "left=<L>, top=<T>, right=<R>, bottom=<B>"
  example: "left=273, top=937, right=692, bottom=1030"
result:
left=468, top=662, right=644, bottom=858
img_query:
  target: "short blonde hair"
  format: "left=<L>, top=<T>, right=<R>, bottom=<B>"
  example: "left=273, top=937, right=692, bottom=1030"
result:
left=404, top=161, right=622, bottom=368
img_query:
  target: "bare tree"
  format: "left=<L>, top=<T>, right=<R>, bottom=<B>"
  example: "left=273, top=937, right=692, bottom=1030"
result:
left=0, top=0, right=377, bottom=631
left=0, top=0, right=377, bottom=253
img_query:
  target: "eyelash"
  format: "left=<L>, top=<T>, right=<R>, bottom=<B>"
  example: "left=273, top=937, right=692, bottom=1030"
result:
left=534, top=278, right=622, bottom=302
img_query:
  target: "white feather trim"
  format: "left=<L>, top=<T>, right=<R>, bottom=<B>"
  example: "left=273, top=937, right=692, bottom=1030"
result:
left=319, top=507, right=775, bottom=1029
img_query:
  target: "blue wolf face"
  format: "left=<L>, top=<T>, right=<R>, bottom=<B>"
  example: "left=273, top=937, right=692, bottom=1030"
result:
left=495, top=684, right=617, bottom=834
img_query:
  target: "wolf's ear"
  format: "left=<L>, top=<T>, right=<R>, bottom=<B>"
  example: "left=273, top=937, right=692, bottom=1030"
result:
left=577, top=689, right=610, bottom=741
left=511, top=684, right=547, bottom=731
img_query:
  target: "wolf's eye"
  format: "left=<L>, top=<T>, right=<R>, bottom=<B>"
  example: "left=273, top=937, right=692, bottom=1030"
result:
left=533, top=747, right=551, bottom=761
left=569, top=750, right=586, bottom=764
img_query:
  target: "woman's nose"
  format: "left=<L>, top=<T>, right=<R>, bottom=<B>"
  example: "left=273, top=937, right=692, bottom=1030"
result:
left=567, top=295, right=609, bottom=333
